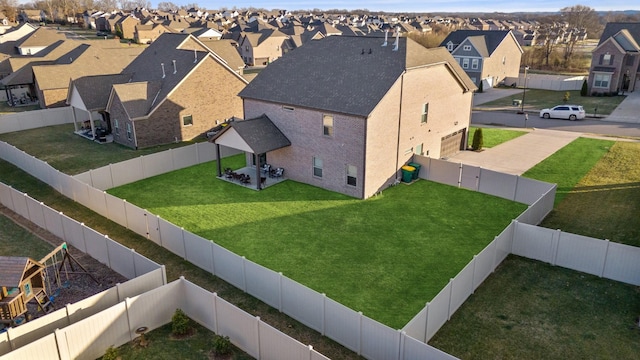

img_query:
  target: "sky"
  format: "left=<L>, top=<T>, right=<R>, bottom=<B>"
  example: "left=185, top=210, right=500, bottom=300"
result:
left=186, top=1, right=638, bottom=13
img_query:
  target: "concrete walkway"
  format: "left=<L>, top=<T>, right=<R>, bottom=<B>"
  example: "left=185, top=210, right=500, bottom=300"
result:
left=449, top=128, right=581, bottom=175
left=473, top=88, right=522, bottom=106
left=603, top=90, right=640, bottom=123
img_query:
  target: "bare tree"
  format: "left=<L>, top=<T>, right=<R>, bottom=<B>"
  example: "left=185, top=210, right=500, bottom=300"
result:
left=560, top=5, right=601, bottom=64
left=179, top=2, right=198, bottom=10
left=0, top=0, right=18, bottom=22
left=156, top=1, right=177, bottom=11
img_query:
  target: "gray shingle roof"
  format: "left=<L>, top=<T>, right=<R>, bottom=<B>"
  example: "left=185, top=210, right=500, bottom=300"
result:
left=239, top=36, right=473, bottom=117
left=71, top=73, right=132, bottom=110
left=214, top=114, right=291, bottom=154
left=112, top=80, right=163, bottom=119
left=440, top=30, right=511, bottom=56
left=598, top=22, right=640, bottom=47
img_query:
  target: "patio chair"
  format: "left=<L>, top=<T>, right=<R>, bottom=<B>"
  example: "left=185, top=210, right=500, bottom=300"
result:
left=261, top=164, right=271, bottom=176
left=240, top=174, right=251, bottom=185
left=273, top=168, right=284, bottom=179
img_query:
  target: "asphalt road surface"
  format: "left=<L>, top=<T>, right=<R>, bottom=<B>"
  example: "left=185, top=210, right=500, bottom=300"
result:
left=472, top=111, right=640, bottom=139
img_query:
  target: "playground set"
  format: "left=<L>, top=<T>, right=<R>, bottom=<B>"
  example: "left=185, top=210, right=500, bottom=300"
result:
left=0, top=243, right=97, bottom=328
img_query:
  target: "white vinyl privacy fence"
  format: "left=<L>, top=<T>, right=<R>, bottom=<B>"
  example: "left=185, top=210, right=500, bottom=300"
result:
left=0, top=278, right=334, bottom=360
left=2, top=140, right=640, bottom=359
left=0, top=107, right=75, bottom=134
left=506, top=74, right=586, bottom=91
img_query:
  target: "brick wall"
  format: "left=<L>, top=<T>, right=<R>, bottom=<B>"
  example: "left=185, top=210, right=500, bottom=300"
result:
left=132, top=55, right=245, bottom=149
left=588, top=40, right=625, bottom=94
left=109, top=93, right=137, bottom=149
left=244, top=99, right=366, bottom=198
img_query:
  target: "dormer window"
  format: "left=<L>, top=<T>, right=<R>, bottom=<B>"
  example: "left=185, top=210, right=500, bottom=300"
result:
left=463, top=45, right=471, bottom=51
left=447, top=42, right=454, bottom=51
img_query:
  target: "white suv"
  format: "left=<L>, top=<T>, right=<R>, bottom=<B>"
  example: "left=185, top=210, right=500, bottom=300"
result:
left=539, top=105, right=586, bottom=121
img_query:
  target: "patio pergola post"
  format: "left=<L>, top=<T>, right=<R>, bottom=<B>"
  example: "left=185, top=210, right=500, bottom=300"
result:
left=255, top=154, right=262, bottom=190
left=215, top=144, right=222, bottom=177
left=87, top=110, right=96, bottom=140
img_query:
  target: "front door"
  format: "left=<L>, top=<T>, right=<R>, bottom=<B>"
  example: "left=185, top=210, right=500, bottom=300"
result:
left=622, top=74, right=630, bottom=91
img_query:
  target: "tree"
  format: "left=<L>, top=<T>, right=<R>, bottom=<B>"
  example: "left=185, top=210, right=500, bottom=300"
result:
left=0, top=0, right=18, bottom=22
left=560, top=5, right=601, bottom=64
left=471, top=128, right=483, bottom=151
left=580, top=79, right=588, bottom=96
left=157, top=1, right=178, bottom=11
left=563, top=91, right=570, bottom=103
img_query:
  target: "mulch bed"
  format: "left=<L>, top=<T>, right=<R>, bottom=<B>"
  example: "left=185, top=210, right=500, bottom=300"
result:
left=0, top=204, right=128, bottom=321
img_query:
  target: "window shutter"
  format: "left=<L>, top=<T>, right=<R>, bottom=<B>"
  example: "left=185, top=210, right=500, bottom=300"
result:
left=599, top=54, right=604, bottom=65
left=609, top=55, right=614, bottom=65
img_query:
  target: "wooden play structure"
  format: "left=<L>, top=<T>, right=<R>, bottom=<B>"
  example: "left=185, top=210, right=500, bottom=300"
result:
left=0, top=256, right=50, bottom=327
left=0, top=243, right=97, bottom=327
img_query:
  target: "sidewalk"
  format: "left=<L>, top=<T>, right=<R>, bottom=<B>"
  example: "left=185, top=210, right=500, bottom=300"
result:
left=448, top=128, right=581, bottom=175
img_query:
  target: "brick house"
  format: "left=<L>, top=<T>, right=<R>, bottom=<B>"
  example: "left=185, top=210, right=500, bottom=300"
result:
left=441, top=30, right=523, bottom=89
left=587, top=22, right=640, bottom=95
left=114, top=16, right=139, bottom=40
left=104, top=33, right=247, bottom=149
left=216, top=35, right=475, bottom=199
left=238, top=28, right=291, bottom=66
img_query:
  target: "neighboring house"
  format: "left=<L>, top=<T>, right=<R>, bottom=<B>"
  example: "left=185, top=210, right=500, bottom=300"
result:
left=587, top=22, right=640, bottom=95
left=227, top=35, right=475, bottom=199
left=102, top=33, right=247, bottom=149
left=134, top=23, right=173, bottom=44
left=441, top=30, right=523, bottom=88
left=182, top=27, right=223, bottom=40
left=19, top=10, right=45, bottom=23
left=114, top=16, right=139, bottom=40
left=199, top=38, right=245, bottom=74
left=0, top=23, right=37, bottom=44
left=32, top=41, right=143, bottom=108
left=238, top=29, right=290, bottom=65
left=14, top=26, right=67, bottom=55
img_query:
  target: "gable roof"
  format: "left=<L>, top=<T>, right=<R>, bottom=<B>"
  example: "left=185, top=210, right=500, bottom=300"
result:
left=239, top=36, right=474, bottom=117
left=0, top=256, right=43, bottom=288
left=111, top=32, right=247, bottom=119
left=69, top=73, right=132, bottom=110
left=440, top=30, right=512, bottom=56
left=111, top=80, right=163, bottom=118
left=213, top=114, right=291, bottom=154
left=612, top=29, right=640, bottom=52
left=15, top=26, right=67, bottom=49
left=598, top=22, right=640, bottom=47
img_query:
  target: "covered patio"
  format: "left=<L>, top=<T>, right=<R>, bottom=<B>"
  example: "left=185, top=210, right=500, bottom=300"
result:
left=211, top=114, right=290, bottom=191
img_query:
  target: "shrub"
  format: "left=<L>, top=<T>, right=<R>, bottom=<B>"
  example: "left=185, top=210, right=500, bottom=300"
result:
left=171, top=308, right=192, bottom=336
left=471, top=128, right=483, bottom=151
left=580, top=79, right=588, bottom=96
left=102, top=346, right=119, bottom=360
left=213, top=334, right=232, bottom=355
left=478, top=80, right=484, bottom=93
left=562, top=91, right=570, bottom=103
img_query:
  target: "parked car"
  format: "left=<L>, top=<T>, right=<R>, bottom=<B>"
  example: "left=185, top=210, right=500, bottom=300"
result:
left=539, top=105, right=585, bottom=120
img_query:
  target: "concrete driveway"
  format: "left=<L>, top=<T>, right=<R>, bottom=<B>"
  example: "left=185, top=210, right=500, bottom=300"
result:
left=603, top=90, right=640, bottom=124
left=473, top=88, right=522, bottom=106
left=448, top=128, right=581, bottom=175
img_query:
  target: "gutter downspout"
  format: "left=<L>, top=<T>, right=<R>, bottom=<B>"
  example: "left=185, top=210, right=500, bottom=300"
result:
left=394, top=72, right=405, bottom=181
left=132, top=120, right=138, bottom=149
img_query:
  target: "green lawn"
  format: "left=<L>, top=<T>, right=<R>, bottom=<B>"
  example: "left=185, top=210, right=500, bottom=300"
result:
left=108, top=322, right=252, bottom=360
left=523, top=137, right=615, bottom=205
left=428, top=256, right=640, bottom=360
left=108, top=155, right=526, bottom=329
left=430, top=138, right=640, bottom=359
left=0, top=124, right=202, bottom=175
left=480, top=89, right=626, bottom=115
left=468, top=126, right=527, bottom=149
left=0, top=214, right=53, bottom=259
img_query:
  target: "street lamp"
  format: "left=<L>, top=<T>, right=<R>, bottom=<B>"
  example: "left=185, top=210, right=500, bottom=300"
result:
left=520, top=65, right=530, bottom=114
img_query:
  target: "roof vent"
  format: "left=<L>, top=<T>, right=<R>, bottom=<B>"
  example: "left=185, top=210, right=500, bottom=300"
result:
left=382, top=29, right=388, bottom=46
left=161, top=62, right=165, bottom=78
left=392, top=29, right=399, bottom=51
left=193, top=48, right=197, bottom=63
left=172, top=59, right=177, bottom=74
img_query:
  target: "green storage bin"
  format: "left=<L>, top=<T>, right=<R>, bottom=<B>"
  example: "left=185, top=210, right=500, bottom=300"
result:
left=401, top=165, right=415, bottom=183
left=407, top=162, right=421, bottom=180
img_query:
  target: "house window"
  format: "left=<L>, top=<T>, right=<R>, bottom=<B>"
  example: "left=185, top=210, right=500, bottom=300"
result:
left=421, top=103, right=429, bottom=124
left=182, top=115, right=193, bottom=126
left=462, top=58, right=469, bottom=69
left=346, top=165, right=357, bottom=186
left=313, top=157, right=323, bottom=178
left=415, top=143, right=423, bottom=156
left=126, top=123, right=132, bottom=140
left=455, top=57, right=460, bottom=65
left=245, top=45, right=249, bottom=51
left=323, top=114, right=333, bottom=136
left=463, top=45, right=471, bottom=51
left=447, top=42, right=453, bottom=51
left=114, top=119, right=119, bottom=134
left=471, top=59, right=479, bottom=69
left=593, top=73, right=611, bottom=88
left=602, top=53, right=611, bottom=64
